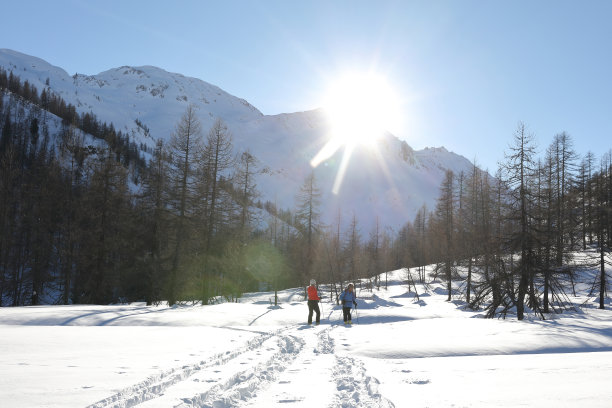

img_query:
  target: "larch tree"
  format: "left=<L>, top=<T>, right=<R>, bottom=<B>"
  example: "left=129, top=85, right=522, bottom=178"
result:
left=226, top=150, right=260, bottom=299
left=344, top=213, right=362, bottom=288
left=501, top=122, right=539, bottom=320
left=435, top=169, right=456, bottom=301
left=81, top=147, right=130, bottom=304
left=139, top=139, right=170, bottom=305
left=367, top=217, right=382, bottom=289
left=548, top=132, right=578, bottom=267
left=201, top=118, right=235, bottom=303
left=295, top=171, right=322, bottom=286
left=578, top=152, right=595, bottom=249
left=594, top=154, right=611, bottom=309
left=462, top=161, right=483, bottom=305
left=235, top=150, right=260, bottom=242
left=57, top=121, right=89, bottom=304
left=165, top=105, right=204, bottom=305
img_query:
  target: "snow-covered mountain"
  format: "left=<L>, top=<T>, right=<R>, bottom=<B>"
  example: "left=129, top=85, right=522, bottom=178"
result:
left=0, top=49, right=475, bottom=231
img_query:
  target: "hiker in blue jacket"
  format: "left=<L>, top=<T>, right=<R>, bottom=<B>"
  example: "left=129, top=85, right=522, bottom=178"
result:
left=339, top=283, right=357, bottom=324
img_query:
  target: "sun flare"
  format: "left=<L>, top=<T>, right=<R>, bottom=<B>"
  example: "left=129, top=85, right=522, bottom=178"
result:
left=323, top=72, right=401, bottom=148
left=311, top=72, right=401, bottom=170
left=310, top=72, right=402, bottom=194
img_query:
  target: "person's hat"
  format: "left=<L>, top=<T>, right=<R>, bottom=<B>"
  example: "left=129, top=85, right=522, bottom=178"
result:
left=310, top=279, right=316, bottom=285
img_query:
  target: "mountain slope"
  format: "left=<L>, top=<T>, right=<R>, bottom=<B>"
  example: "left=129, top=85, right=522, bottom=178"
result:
left=0, top=48, right=475, bottom=230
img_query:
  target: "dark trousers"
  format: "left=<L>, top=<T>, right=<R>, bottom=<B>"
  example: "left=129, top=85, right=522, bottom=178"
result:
left=342, top=307, right=352, bottom=322
left=308, top=300, right=320, bottom=324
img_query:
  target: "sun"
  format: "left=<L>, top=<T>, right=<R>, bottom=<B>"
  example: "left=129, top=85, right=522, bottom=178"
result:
left=310, top=71, right=402, bottom=194
left=311, top=72, right=402, bottom=169
left=323, top=72, right=401, bottom=147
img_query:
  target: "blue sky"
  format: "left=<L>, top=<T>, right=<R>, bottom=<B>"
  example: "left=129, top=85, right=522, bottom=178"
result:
left=2, top=0, right=611, bottom=171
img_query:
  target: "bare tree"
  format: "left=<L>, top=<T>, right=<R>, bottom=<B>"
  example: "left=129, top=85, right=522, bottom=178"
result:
left=548, top=132, right=578, bottom=266
left=165, top=105, right=203, bottom=305
left=435, top=170, right=456, bottom=301
left=593, top=154, right=611, bottom=309
left=501, top=122, right=538, bottom=320
left=344, top=213, right=362, bottom=288
left=199, top=118, right=235, bottom=303
left=295, top=171, right=322, bottom=284
left=578, top=152, right=596, bottom=249
left=235, top=150, right=260, bottom=242
left=139, top=139, right=170, bottom=305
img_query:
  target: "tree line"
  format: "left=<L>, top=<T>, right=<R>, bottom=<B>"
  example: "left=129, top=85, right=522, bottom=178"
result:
left=395, top=123, right=611, bottom=319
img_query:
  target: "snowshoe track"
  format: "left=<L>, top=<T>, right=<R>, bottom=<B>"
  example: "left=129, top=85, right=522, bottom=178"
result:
left=331, top=355, right=395, bottom=408
left=178, top=334, right=304, bottom=407
left=87, top=323, right=393, bottom=407
left=314, top=326, right=335, bottom=354
left=86, top=327, right=300, bottom=408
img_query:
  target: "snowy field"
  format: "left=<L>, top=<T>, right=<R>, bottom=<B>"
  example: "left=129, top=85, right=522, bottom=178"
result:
left=1, top=268, right=612, bottom=408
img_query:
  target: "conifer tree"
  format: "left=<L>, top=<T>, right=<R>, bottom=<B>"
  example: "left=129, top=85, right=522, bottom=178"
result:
left=295, top=171, right=322, bottom=285
left=138, top=139, right=169, bottom=305
left=344, top=213, right=361, bottom=286
left=201, top=118, right=235, bottom=303
left=578, top=152, right=596, bottom=249
left=165, top=105, right=203, bottom=305
left=235, top=150, right=259, bottom=242
left=81, top=148, right=130, bottom=303
left=501, top=122, right=538, bottom=320
left=435, top=169, right=456, bottom=301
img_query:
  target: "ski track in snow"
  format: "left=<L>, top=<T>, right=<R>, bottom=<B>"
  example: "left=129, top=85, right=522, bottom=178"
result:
left=86, top=325, right=298, bottom=408
left=86, top=323, right=393, bottom=408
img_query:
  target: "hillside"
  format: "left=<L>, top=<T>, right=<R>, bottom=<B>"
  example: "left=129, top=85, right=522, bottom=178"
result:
left=0, top=48, right=476, bottom=230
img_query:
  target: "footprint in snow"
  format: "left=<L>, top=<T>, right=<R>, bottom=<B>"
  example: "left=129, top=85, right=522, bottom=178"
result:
left=278, top=398, right=304, bottom=403
left=407, top=378, right=430, bottom=385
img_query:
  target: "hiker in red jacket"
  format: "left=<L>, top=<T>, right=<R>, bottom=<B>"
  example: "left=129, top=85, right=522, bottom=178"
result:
left=307, top=279, right=321, bottom=325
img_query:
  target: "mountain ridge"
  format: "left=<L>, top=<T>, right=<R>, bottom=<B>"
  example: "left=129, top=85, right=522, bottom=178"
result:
left=0, top=48, right=476, bottom=231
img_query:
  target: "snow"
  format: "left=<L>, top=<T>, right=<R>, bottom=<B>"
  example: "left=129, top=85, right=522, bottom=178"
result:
left=2, top=268, right=611, bottom=408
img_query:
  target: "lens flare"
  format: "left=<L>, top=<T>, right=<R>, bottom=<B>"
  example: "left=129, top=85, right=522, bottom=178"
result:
left=311, top=72, right=402, bottom=194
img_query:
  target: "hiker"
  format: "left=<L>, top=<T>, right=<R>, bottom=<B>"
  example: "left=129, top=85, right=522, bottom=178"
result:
left=307, top=279, right=321, bottom=325
left=340, top=283, right=357, bottom=324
